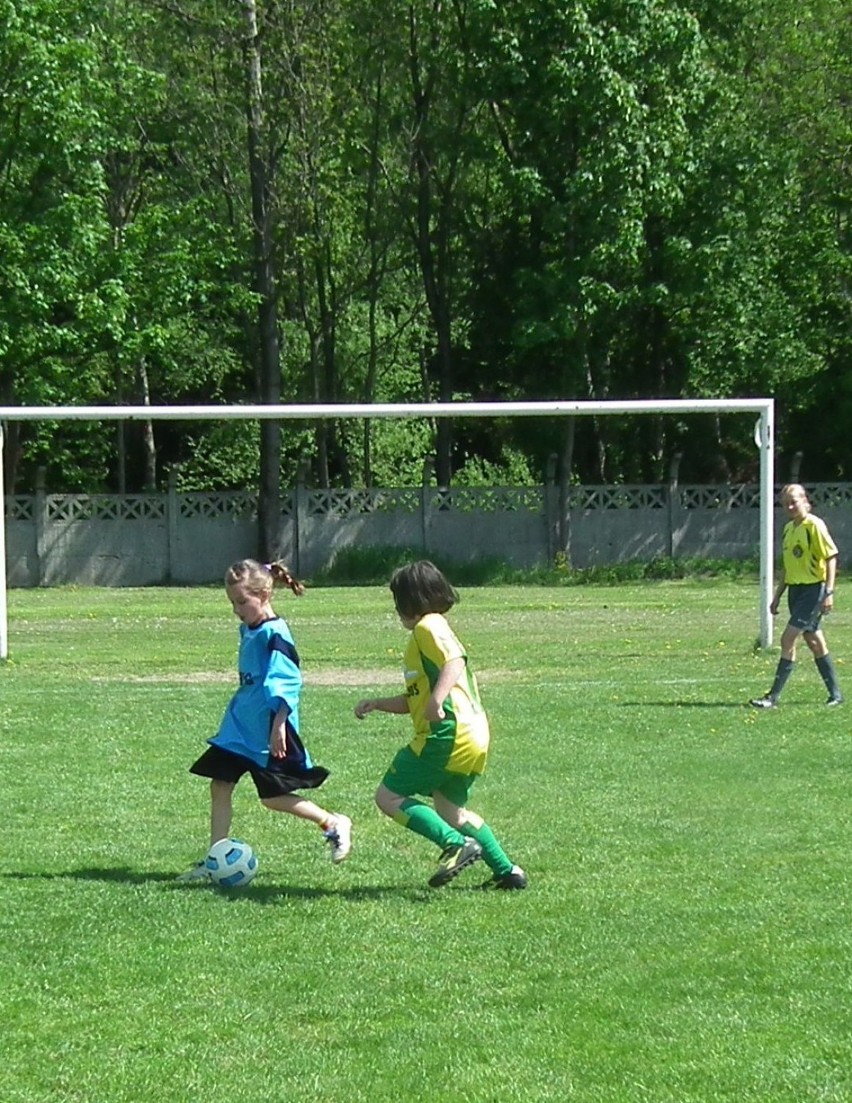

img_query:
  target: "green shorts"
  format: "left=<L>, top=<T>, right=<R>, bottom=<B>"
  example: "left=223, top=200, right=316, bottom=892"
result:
left=382, top=744, right=479, bottom=806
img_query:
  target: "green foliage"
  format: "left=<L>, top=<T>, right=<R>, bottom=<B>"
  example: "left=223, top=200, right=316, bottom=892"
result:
left=312, top=545, right=762, bottom=587
left=547, top=553, right=761, bottom=585
left=0, top=3, right=114, bottom=397
left=1, top=0, right=850, bottom=489
left=172, top=421, right=262, bottom=492
left=452, top=444, right=538, bottom=487
left=311, top=544, right=425, bottom=585
left=339, top=417, right=436, bottom=488
left=172, top=419, right=317, bottom=492
left=312, top=543, right=533, bottom=587
left=20, top=420, right=119, bottom=491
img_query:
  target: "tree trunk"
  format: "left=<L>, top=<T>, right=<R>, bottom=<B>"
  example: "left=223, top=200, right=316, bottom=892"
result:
left=362, top=64, right=387, bottom=486
left=137, top=351, right=157, bottom=491
left=241, top=0, right=281, bottom=560
left=408, top=4, right=456, bottom=487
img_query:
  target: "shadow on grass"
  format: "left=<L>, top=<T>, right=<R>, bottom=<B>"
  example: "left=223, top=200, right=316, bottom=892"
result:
left=617, top=700, right=752, bottom=708
left=622, top=700, right=835, bottom=709
left=0, top=867, right=435, bottom=903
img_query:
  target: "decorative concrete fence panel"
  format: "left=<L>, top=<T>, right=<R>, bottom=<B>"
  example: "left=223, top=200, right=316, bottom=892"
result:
left=168, top=492, right=258, bottom=585
left=5, top=481, right=852, bottom=586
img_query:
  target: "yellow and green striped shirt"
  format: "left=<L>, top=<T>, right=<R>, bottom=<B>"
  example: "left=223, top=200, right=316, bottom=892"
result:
left=402, top=613, right=489, bottom=776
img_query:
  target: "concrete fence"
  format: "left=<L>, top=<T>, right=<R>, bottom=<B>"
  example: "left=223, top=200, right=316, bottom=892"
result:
left=5, top=472, right=852, bottom=587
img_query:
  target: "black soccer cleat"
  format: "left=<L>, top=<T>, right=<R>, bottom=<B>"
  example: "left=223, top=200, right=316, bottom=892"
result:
left=480, top=865, right=528, bottom=891
left=428, top=838, right=482, bottom=888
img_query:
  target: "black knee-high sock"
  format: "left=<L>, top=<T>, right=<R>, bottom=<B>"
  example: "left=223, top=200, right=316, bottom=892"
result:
left=769, top=657, right=795, bottom=701
left=815, top=654, right=842, bottom=700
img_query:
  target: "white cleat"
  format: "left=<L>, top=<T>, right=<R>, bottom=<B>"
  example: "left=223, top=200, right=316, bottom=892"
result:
left=176, top=859, right=210, bottom=883
left=324, top=814, right=352, bottom=864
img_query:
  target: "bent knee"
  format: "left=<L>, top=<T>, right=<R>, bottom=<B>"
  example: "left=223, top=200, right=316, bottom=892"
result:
left=375, top=785, right=401, bottom=817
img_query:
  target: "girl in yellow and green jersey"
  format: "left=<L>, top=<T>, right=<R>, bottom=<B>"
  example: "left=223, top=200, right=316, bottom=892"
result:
left=750, top=484, right=843, bottom=709
left=354, top=560, right=526, bottom=890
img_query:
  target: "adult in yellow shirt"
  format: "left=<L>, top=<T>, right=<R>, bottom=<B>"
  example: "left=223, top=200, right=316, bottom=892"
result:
left=750, top=484, right=843, bottom=708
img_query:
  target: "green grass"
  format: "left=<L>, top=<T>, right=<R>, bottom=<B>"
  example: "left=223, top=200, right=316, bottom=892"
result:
left=1, top=581, right=851, bottom=1102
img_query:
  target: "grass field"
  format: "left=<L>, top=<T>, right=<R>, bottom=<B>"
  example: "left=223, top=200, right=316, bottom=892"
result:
left=2, top=580, right=851, bottom=1103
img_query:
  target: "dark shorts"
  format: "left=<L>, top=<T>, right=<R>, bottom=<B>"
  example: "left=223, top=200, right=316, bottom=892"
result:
left=189, top=744, right=329, bottom=800
left=787, top=583, right=826, bottom=634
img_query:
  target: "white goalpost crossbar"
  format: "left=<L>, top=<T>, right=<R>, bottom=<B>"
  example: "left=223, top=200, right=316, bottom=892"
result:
left=0, top=398, right=775, bottom=658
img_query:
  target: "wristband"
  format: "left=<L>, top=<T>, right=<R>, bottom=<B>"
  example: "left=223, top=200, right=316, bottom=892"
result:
left=825, top=589, right=834, bottom=597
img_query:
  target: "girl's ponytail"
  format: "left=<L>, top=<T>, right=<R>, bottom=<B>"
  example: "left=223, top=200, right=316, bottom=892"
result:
left=268, top=561, right=306, bottom=596
left=225, top=558, right=305, bottom=596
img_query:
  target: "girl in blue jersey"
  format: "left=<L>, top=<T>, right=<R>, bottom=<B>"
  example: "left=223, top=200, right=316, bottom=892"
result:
left=178, top=559, right=351, bottom=881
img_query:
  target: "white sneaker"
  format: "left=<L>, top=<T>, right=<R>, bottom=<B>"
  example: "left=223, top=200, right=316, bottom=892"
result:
left=176, top=859, right=210, bottom=883
left=324, top=814, right=352, bottom=864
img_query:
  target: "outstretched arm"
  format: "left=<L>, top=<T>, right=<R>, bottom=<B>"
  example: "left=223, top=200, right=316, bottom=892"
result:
left=354, top=694, right=409, bottom=720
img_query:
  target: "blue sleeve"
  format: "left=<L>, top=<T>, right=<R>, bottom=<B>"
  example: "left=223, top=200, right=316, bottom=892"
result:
left=263, top=632, right=301, bottom=712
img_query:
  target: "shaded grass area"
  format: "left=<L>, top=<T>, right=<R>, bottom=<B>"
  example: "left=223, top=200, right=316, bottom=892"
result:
left=311, top=545, right=761, bottom=586
left=1, top=582, right=850, bottom=1102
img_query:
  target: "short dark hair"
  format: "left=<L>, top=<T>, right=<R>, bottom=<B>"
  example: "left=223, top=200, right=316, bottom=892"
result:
left=389, top=560, right=458, bottom=620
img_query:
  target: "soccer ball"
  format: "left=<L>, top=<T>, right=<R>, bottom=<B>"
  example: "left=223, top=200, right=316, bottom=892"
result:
left=205, top=837, right=258, bottom=888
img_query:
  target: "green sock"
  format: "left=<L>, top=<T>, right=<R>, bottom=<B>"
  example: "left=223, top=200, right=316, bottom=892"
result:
left=394, top=798, right=463, bottom=849
left=459, top=820, right=513, bottom=877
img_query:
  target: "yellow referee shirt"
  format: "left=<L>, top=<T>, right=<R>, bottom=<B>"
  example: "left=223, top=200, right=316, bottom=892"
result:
left=782, top=514, right=838, bottom=584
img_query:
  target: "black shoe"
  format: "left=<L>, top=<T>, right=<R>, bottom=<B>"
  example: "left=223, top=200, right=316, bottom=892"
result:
left=826, top=695, right=844, bottom=707
left=749, top=696, right=777, bottom=710
left=481, top=865, right=528, bottom=891
left=428, top=838, right=482, bottom=888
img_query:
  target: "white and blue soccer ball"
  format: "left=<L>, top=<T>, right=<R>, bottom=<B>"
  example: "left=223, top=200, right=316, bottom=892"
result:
left=205, top=837, right=258, bottom=888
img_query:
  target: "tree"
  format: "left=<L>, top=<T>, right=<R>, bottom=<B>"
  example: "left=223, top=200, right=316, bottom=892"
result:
left=238, top=0, right=282, bottom=557
left=2, top=0, right=850, bottom=492
left=0, top=1, right=117, bottom=489
left=458, top=0, right=717, bottom=479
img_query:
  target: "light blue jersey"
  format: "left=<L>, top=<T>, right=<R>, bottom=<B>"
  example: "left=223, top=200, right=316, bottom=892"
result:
left=210, top=616, right=314, bottom=770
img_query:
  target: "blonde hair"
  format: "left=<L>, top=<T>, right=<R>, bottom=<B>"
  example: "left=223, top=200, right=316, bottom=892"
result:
left=781, top=484, right=811, bottom=512
left=224, top=559, right=305, bottom=597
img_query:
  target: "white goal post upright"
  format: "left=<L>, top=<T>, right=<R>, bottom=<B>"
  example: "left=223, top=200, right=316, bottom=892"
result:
left=0, top=397, right=775, bottom=659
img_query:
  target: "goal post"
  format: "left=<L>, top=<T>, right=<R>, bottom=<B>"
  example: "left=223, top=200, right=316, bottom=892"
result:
left=0, top=398, right=775, bottom=658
